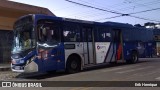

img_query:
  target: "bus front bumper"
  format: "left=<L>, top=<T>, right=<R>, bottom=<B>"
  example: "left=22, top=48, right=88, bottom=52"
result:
left=11, top=61, right=38, bottom=73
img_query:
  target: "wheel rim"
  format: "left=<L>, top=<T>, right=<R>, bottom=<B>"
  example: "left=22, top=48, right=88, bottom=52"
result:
left=71, top=60, right=77, bottom=69
left=135, top=55, right=138, bottom=61
left=133, top=53, right=138, bottom=62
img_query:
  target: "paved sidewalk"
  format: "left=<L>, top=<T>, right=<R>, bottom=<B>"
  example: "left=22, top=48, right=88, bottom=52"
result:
left=0, top=63, right=10, bottom=71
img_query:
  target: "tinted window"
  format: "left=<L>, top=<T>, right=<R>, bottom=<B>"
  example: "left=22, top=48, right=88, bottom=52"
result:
left=95, top=27, right=111, bottom=42
left=82, top=27, right=93, bottom=42
left=63, top=22, right=81, bottom=42
left=37, top=19, right=60, bottom=44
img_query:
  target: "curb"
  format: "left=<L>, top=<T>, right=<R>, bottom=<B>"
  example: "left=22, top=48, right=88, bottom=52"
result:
left=0, top=67, right=11, bottom=71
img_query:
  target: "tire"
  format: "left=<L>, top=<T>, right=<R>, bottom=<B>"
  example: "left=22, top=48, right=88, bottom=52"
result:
left=127, top=51, right=139, bottom=64
left=66, top=56, right=81, bottom=74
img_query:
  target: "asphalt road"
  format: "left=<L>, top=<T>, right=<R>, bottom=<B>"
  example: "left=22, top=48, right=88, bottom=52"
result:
left=1, top=58, right=160, bottom=90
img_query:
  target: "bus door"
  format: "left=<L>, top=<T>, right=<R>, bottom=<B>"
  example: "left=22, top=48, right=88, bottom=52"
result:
left=82, top=27, right=95, bottom=65
left=113, top=29, right=123, bottom=61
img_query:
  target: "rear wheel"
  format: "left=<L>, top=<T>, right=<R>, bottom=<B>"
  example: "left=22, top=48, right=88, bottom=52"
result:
left=127, top=51, right=139, bottom=64
left=66, top=56, right=81, bottom=73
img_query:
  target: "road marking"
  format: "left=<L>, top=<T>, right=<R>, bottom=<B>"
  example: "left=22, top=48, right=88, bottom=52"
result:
left=101, top=65, right=141, bottom=72
left=138, top=71, right=158, bottom=77
left=116, top=66, right=154, bottom=74
left=101, top=67, right=124, bottom=72
left=70, top=87, right=85, bottom=90
left=155, top=77, right=160, bottom=80
left=81, top=87, right=93, bottom=90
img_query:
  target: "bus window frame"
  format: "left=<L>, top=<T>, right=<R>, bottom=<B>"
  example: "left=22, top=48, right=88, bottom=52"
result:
left=36, top=19, right=62, bottom=44
left=62, top=21, right=81, bottom=42
left=94, top=26, right=112, bottom=42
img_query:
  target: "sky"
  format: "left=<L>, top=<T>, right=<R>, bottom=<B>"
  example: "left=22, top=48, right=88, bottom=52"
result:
left=8, top=0, right=160, bottom=25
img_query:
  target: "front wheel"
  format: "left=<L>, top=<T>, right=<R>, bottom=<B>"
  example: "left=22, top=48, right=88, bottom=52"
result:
left=66, top=56, right=81, bottom=74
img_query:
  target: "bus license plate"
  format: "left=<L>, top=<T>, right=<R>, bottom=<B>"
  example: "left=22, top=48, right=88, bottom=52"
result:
left=14, top=66, right=21, bottom=70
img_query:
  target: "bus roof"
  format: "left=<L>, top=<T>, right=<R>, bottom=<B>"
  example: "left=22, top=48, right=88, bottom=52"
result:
left=25, top=14, right=153, bottom=30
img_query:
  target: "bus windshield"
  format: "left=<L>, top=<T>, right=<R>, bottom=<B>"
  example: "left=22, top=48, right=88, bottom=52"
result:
left=12, top=16, right=35, bottom=53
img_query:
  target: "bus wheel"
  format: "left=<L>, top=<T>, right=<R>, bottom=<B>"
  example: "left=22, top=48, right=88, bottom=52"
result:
left=131, top=51, right=139, bottom=64
left=66, top=56, right=81, bottom=74
left=126, top=51, right=139, bottom=64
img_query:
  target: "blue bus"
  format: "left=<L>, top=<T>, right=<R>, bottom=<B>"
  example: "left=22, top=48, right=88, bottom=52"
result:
left=11, top=14, right=154, bottom=73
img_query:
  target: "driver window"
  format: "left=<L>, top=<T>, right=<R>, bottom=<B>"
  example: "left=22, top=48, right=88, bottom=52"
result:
left=22, top=32, right=31, bottom=48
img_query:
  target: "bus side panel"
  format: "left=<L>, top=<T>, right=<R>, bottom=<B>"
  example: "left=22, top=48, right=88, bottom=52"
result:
left=142, top=42, right=154, bottom=58
left=123, top=42, right=138, bottom=60
left=56, top=43, right=65, bottom=70
left=94, top=42, right=118, bottom=63
left=94, top=27, right=116, bottom=63
left=33, top=57, right=43, bottom=72
left=95, top=42, right=113, bottom=63
left=123, top=41, right=153, bottom=60
left=64, top=42, right=84, bottom=67
left=38, top=43, right=65, bottom=72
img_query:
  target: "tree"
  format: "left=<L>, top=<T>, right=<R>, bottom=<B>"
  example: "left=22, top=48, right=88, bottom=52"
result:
left=134, top=24, right=142, bottom=27
left=144, top=22, right=155, bottom=26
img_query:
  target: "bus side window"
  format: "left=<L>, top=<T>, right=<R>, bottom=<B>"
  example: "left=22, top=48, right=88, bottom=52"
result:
left=97, top=27, right=111, bottom=42
left=88, top=29, right=93, bottom=42
left=63, top=30, right=79, bottom=42
left=37, top=19, right=61, bottom=44
left=50, top=28, right=60, bottom=42
left=38, top=26, right=47, bottom=42
left=42, top=27, right=47, bottom=41
left=37, top=25, right=47, bottom=42
left=63, top=23, right=80, bottom=42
